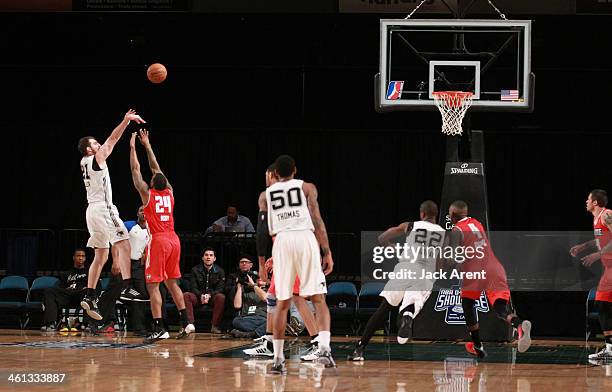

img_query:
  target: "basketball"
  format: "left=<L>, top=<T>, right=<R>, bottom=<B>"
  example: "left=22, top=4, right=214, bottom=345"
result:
left=146, top=63, right=167, bottom=84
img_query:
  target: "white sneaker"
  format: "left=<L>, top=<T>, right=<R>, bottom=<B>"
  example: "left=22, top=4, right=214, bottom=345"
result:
left=176, top=323, right=195, bottom=339
left=517, top=320, right=532, bottom=353
left=589, top=346, right=612, bottom=361
left=300, top=344, right=320, bottom=361
left=243, top=341, right=274, bottom=357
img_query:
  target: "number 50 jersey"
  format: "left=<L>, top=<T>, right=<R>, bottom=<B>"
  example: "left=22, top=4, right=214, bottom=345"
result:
left=266, top=179, right=314, bottom=235
left=144, top=188, right=175, bottom=235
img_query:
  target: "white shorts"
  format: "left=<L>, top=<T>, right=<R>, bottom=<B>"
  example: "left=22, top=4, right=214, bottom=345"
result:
left=379, top=290, right=431, bottom=319
left=85, top=203, right=129, bottom=249
left=271, top=230, right=327, bottom=301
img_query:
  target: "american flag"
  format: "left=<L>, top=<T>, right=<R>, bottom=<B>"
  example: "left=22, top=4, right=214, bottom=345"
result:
left=501, top=89, right=519, bottom=101
left=386, top=81, right=404, bottom=100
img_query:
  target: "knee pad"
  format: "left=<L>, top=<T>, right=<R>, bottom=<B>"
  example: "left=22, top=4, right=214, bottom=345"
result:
left=461, top=297, right=478, bottom=327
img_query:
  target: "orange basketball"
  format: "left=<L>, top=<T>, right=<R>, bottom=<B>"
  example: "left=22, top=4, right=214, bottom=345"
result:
left=146, top=63, right=167, bottom=84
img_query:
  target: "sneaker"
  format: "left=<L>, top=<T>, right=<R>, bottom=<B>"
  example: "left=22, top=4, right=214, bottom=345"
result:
left=300, top=341, right=320, bottom=361
left=243, top=340, right=274, bottom=357
left=176, top=324, right=195, bottom=339
left=269, top=358, right=287, bottom=375
left=465, top=342, right=487, bottom=359
left=211, top=326, right=223, bottom=334
left=144, top=328, right=170, bottom=344
left=347, top=342, right=365, bottom=361
left=120, top=288, right=148, bottom=302
left=253, top=336, right=268, bottom=344
left=98, top=321, right=116, bottom=334
left=397, top=314, right=413, bottom=345
left=315, top=349, right=337, bottom=368
left=588, top=346, right=612, bottom=361
left=80, top=295, right=102, bottom=321
left=517, top=320, right=532, bottom=353
left=41, top=323, right=57, bottom=332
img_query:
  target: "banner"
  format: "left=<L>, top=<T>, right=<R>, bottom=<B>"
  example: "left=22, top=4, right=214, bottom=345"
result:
left=339, top=0, right=574, bottom=14
left=576, top=0, right=612, bottom=14
left=339, top=0, right=455, bottom=13
left=72, top=0, right=192, bottom=11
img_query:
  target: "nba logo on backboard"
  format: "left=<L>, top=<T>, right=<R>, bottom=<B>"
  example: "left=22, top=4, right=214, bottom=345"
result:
left=434, top=286, right=489, bottom=325
left=386, top=81, right=404, bottom=100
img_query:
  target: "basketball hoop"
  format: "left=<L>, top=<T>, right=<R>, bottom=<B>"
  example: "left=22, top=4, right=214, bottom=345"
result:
left=432, top=91, right=473, bottom=136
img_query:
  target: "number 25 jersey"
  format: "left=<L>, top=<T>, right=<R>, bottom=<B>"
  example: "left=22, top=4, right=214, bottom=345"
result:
left=266, top=179, right=314, bottom=235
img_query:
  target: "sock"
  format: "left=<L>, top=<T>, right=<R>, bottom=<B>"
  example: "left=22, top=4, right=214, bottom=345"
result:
left=86, top=288, right=96, bottom=297
left=122, top=278, right=133, bottom=289
left=153, top=318, right=163, bottom=332
left=470, top=329, right=482, bottom=348
left=179, top=309, right=189, bottom=328
left=272, top=339, right=285, bottom=361
left=510, top=316, right=521, bottom=329
left=606, top=335, right=612, bottom=351
left=318, top=331, right=331, bottom=351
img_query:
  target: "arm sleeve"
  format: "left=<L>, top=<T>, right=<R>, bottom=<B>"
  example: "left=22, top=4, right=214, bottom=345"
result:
left=256, top=211, right=272, bottom=257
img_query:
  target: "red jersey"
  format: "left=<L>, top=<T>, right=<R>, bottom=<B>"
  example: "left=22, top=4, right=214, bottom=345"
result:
left=454, top=217, right=509, bottom=293
left=454, top=217, right=498, bottom=266
left=144, top=188, right=175, bottom=235
left=593, top=208, right=612, bottom=267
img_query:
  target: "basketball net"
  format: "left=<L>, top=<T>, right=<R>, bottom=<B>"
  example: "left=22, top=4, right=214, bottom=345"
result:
left=432, top=91, right=473, bottom=136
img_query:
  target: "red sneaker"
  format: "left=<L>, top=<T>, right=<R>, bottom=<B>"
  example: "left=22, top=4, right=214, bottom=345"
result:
left=465, top=342, right=487, bottom=358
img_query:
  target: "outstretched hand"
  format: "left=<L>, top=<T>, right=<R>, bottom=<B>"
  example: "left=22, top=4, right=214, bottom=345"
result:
left=138, top=128, right=150, bottom=146
left=124, top=109, right=146, bottom=124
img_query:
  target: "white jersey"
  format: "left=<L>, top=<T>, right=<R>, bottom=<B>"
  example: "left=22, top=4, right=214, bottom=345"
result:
left=401, top=220, right=446, bottom=265
left=266, top=179, right=314, bottom=235
left=80, top=155, right=113, bottom=205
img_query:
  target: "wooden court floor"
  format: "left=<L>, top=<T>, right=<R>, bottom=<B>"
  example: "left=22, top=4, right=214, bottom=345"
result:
left=0, top=329, right=611, bottom=391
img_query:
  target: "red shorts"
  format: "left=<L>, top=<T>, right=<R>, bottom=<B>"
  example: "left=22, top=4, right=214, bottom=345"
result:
left=145, top=232, right=181, bottom=283
left=268, top=272, right=300, bottom=297
left=461, top=289, right=511, bottom=305
left=595, top=291, right=612, bottom=302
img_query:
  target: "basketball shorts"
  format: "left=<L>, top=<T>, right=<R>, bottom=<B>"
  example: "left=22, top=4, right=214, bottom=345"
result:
left=271, top=230, right=327, bottom=301
left=268, top=273, right=301, bottom=297
left=86, top=203, right=129, bottom=249
left=380, top=290, right=431, bottom=319
left=145, top=232, right=181, bottom=283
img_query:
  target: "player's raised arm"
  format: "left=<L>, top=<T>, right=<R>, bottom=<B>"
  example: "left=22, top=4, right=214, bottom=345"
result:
left=129, top=133, right=149, bottom=205
left=138, top=128, right=172, bottom=190
left=378, top=222, right=411, bottom=246
left=96, top=109, right=145, bottom=164
left=303, top=182, right=333, bottom=275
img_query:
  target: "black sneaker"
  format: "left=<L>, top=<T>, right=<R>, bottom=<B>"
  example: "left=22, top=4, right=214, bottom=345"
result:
left=347, top=343, right=365, bottom=361
left=144, top=328, right=170, bottom=344
left=315, top=349, right=337, bottom=368
left=270, top=358, right=287, bottom=375
left=397, top=314, right=413, bottom=345
left=120, top=288, right=148, bottom=302
left=80, top=295, right=102, bottom=320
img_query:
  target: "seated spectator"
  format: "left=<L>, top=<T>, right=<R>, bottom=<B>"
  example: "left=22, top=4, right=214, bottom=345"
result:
left=41, top=248, right=89, bottom=332
left=225, top=251, right=260, bottom=303
left=184, top=247, right=226, bottom=333
left=230, top=254, right=267, bottom=338
left=206, top=205, right=255, bottom=233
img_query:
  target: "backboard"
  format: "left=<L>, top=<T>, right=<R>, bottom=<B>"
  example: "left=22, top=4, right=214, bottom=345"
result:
left=377, top=19, right=534, bottom=112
